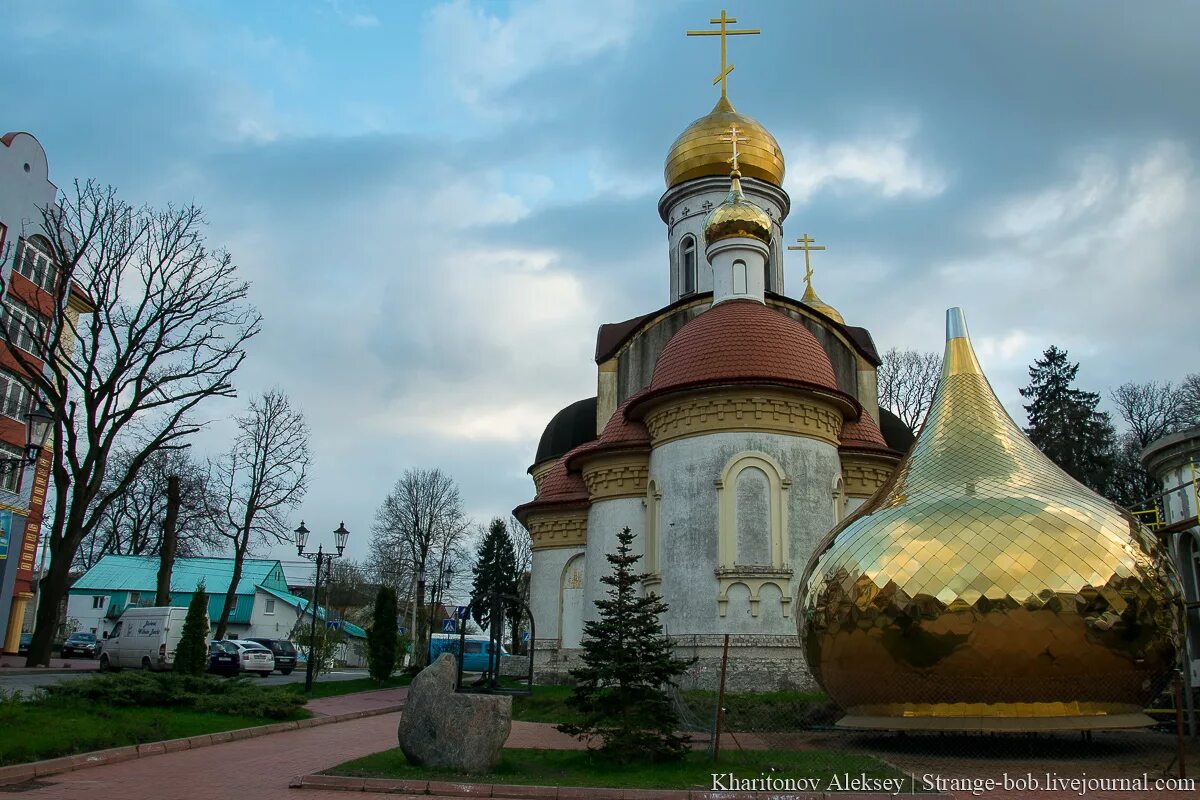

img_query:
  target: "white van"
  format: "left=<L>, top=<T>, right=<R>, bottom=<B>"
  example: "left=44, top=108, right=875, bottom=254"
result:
left=99, top=607, right=204, bottom=672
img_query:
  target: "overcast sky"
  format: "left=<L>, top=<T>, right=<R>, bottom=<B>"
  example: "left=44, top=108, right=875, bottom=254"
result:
left=3, top=1, right=1197, bottom=576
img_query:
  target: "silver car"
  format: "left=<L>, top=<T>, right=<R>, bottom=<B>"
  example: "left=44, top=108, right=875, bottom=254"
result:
left=220, top=639, right=276, bottom=677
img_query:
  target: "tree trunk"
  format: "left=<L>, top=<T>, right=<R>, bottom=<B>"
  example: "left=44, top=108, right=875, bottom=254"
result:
left=214, top=535, right=247, bottom=639
left=155, top=474, right=180, bottom=606
left=25, top=562, right=70, bottom=666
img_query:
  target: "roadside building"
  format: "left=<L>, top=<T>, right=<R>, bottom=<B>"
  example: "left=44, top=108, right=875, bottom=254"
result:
left=0, top=131, right=93, bottom=653
left=67, top=554, right=367, bottom=665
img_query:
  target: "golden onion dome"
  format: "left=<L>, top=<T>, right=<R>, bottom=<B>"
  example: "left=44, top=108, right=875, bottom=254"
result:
left=665, top=96, right=785, bottom=188
left=704, top=170, right=772, bottom=246
left=801, top=283, right=844, bottom=324
left=799, top=308, right=1181, bottom=732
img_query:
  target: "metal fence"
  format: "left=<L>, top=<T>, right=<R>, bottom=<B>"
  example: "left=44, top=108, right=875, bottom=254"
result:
left=667, top=634, right=1197, bottom=789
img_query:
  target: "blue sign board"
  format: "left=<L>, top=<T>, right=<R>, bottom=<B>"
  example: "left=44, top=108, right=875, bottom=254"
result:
left=456, top=606, right=468, bottom=620
left=326, top=620, right=341, bottom=630
left=441, top=618, right=457, bottom=633
left=522, top=631, right=530, bottom=643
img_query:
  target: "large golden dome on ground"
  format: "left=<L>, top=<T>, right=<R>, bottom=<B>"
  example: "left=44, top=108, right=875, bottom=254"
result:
left=665, top=96, right=785, bottom=188
left=798, top=308, right=1181, bottom=732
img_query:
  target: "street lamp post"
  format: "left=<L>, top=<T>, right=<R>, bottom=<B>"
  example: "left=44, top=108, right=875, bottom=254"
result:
left=294, top=520, right=349, bottom=693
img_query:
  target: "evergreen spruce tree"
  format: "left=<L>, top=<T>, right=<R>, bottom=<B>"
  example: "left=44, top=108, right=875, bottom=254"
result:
left=469, top=517, right=517, bottom=637
left=174, top=581, right=210, bottom=675
left=558, top=527, right=693, bottom=763
left=1020, top=345, right=1115, bottom=494
left=367, top=585, right=399, bottom=685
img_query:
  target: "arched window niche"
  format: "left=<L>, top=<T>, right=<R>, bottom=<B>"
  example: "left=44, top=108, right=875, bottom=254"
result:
left=732, top=259, right=747, bottom=294
left=681, top=235, right=697, bottom=295
left=714, top=451, right=794, bottom=618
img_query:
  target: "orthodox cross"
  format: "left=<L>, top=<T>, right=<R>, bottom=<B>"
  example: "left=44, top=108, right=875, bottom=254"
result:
left=687, top=9, right=760, bottom=99
left=788, top=234, right=826, bottom=290
left=721, top=124, right=748, bottom=172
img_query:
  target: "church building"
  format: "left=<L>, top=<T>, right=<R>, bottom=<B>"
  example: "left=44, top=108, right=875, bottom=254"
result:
left=514, top=16, right=913, bottom=690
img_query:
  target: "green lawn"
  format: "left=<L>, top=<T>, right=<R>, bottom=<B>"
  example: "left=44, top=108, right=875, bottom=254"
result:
left=0, top=698, right=303, bottom=767
left=325, top=747, right=907, bottom=790
left=0, top=672, right=313, bottom=767
left=278, top=674, right=412, bottom=699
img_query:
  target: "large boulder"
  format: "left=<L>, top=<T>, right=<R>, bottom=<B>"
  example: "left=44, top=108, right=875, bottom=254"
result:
left=397, top=653, right=512, bottom=773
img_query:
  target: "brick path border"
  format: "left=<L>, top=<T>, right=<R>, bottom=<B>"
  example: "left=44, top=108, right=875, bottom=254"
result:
left=0, top=703, right=404, bottom=787
left=289, top=774, right=956, bottom=799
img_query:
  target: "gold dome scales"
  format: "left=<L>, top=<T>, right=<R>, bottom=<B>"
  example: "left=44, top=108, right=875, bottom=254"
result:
left=798, top=308, right=1181, bottom=731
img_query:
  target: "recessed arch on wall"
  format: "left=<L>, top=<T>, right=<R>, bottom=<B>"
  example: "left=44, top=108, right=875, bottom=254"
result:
left=715, top=451, right=790, bottom=569
left=732, top=259, right=747, bottom=294
left=559, top=553, right=586, bottom=649
left=643, top=479, right=662, bottom=581
left=714, top=451, right=794, bottom=618
left=832, top=475, right=846, bottom=523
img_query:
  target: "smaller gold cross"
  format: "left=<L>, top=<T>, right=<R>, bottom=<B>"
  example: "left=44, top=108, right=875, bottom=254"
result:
left=788, top=233, right=826, bottom=289
left=721, top=124, right=748, bottom=173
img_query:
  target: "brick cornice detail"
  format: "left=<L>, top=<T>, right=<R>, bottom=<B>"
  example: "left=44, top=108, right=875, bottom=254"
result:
left=841, top=454, right=897, bottom=497
left=643, top=388, right=844, bottom=447
left=527, top=510, right=588, bottom=551
left=580, top=452, right=649, bottom=500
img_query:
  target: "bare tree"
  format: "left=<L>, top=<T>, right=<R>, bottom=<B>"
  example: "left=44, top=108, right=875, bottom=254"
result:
left=877, top=348, right=942, bottom=432
left=208, top=389, right=310, bottom=639
left=369, top=468, right=470, bottom=666
left=9, top=182, right=260, bottom=666
left=1110, top=381, right=1186, bottom=448
left=75, top=448, right=217, bottom=570
left=1176, top=373, right=1200, bottom=429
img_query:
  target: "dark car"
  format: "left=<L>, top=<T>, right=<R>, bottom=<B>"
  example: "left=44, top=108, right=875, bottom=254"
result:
left=246, top=638, right=297, bottom=675
left=207, top=640, right=241, bottom=677
left=17, top=633, right=32, bottom=655
left=61, top=632, right=100, bottom=659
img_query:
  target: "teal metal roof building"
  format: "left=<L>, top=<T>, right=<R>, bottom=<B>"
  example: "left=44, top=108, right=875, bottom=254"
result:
left=69, top=555, right=365, bottom=640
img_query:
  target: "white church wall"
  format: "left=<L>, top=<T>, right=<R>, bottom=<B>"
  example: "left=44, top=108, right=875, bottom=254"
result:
left=650, top=430, right=840, bottom=637
left=559, top=553, right=586, bottom=649
left=582, top=497, right=645, bottom=622
left=530, top=546, right=577, bottom=643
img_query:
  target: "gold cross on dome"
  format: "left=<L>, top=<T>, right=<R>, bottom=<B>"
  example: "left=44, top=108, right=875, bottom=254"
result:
left=788, top=234, right=826, bottom=289
left=687, top=9, right=760, bottom=99
left=721, top=124, right=748, bottom=172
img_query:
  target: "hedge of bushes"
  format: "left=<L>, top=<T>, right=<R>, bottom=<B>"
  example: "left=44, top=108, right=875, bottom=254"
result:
left=44, top=671, right=307, bottom=719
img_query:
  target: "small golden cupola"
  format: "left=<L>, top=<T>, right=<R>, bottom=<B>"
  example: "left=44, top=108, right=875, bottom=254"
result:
left=703, top=125, right=773, bottom=247
left=789, top=234, right=844, bottom=324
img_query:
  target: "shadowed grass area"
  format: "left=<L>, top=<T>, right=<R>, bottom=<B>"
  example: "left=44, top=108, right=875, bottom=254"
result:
left=511, top=685, right=837, bottom=732
left=278, top=674, right=412, bottom=699
left=324, top=747, right=908, bottom=790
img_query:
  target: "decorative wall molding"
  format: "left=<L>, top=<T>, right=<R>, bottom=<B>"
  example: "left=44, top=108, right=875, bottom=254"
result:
left=644, top=389, right=844, bottom=446
left=581, top=452, right=650, bottom=500
left=527, top=510, right=588, bottom=551
left=714, top=567, right=795, bottom=618
left=528, top=459, right=557, bottom=494
left=841, top=455, right=897, bottom=497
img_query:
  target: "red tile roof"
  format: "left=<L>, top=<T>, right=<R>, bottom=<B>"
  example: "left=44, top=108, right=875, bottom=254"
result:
left=839, top=412, right=899, bottom=456
left=513, top=446, right=590, bottom=523
left=645, top=299, right=841, bottom=397
left=567, top=392, right=651, bottom=469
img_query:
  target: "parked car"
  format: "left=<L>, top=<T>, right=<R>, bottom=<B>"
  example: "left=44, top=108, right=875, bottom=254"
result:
left=61, top=632, right=100, bottom=659
left=17, top=633, right=31, bottom=655
left=217, top=639, right=274, bottom=677
left=99, top=606, right=201, bottom=672
left=207, top=640, right=241, bottom=677
left=245, top=638, right=298, bottom=675
left=428, top=634, right=511, bottom=673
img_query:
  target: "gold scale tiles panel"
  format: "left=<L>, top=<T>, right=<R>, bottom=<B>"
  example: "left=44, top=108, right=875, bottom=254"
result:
left=799, top=308, right=1181, bottom=727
